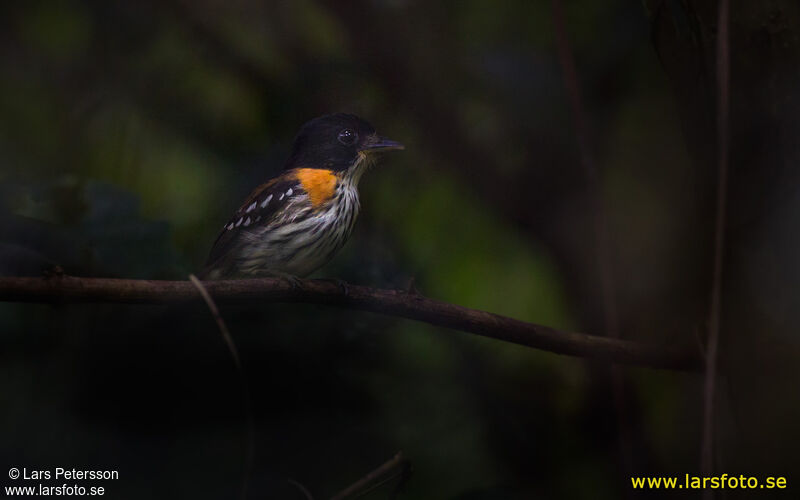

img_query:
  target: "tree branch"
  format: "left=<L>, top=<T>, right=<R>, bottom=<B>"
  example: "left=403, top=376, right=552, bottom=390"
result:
left=0, top=275, right=702, bottom=371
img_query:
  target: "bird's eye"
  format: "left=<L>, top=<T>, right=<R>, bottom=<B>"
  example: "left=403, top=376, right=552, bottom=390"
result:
left=337, top=128, right=358, bottom=145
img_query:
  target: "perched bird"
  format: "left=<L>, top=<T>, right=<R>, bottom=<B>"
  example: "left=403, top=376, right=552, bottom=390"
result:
left=201, top=113, right=404, bottom=280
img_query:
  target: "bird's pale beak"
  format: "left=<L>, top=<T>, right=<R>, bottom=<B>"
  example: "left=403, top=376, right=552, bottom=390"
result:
left=359, top=135, right=405, bottom=153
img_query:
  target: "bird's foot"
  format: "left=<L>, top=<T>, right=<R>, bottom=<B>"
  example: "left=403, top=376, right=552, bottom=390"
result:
left=265, top=271, right=303, bottom=290
left=283, top=274, right=304, bottom=290
left=322, top=278, right=350, bottom=296
left=42, top=265, right=65, bottom=279
left=335, top=279, right=350, bottom=297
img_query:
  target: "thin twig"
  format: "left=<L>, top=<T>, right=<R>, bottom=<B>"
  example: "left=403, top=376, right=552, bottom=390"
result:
left=189, top=274, right=255, bottom=500
left=347, top=468, right=407, bottom=500
left=288, top=478, right=316, bottom=500
left=0, top=275, right=704, bottom=371
left=550, top=0, right=619, bottom=338
left=551, top=2, right=631, bottom=494
left=330, top=452, right=405, bottom=500
left=702, top=0, right=730, bottom=489
left=189, top=275, right=242, bottom=369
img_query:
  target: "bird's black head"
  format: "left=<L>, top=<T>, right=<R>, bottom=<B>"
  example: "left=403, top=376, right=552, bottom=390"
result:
left=284, top=113, right=403, bottom=171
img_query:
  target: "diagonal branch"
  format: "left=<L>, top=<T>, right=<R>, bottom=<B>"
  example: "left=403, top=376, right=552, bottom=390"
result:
left=0, top=276, right=702, bottom=371
left=188, top=274, right=254, bottom=500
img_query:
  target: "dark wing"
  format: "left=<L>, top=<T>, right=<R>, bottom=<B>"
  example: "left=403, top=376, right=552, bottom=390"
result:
left=203, top=173, right=301, bottom=271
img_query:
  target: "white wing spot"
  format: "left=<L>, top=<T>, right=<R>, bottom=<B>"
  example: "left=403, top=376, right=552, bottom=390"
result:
left=226, top=223, right=234, bottom=230
left=261, top=194, right=272, bottom=208
left=246, top=202, right=257, bottom=213
left=286, top=188, right=293, bottom=197
left=279, top=193, right=284, bottom=200
left=235, top=217, right=243, bottom=227
left=244, top=217, right=252, bottom=226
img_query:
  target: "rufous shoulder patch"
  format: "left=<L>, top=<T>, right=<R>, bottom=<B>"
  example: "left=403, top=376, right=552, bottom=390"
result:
left=294, top=168, right=337, bottom=208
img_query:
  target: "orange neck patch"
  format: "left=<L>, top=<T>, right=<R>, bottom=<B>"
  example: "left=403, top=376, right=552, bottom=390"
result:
left=294, top=168, right=337, bottom=208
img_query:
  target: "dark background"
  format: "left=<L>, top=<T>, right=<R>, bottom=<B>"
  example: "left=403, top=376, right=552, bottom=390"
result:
left=0, top=1, right=797, bottom=498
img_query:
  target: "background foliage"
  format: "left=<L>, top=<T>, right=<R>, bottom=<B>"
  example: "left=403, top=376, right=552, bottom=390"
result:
left=0, top=1, right=797, bottom=498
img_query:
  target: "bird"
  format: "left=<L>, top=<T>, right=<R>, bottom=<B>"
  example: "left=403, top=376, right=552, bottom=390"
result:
left=200, top=113, right=404, bottom=281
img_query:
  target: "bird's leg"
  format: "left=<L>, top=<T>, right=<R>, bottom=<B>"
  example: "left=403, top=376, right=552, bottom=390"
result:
left=318, top=278, right=350, bottom=296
